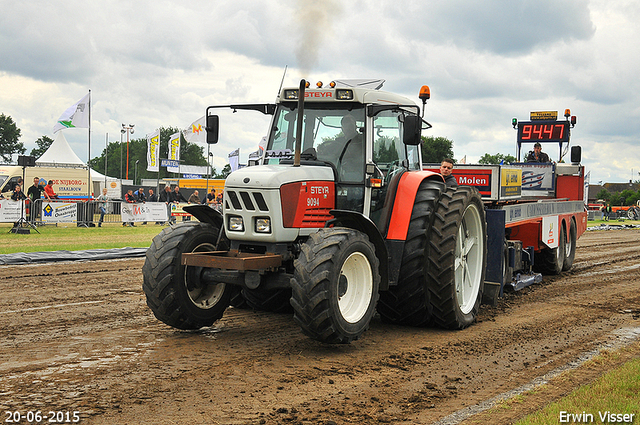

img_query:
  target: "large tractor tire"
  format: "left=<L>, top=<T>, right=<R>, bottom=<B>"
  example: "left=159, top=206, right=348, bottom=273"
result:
left=142, top=221, right=233, bottom=330
left=428, top=187, right=487, bottom=330
left=377, top=178, right=445, bottom=326
left=291, top=228, right=380, bottom=344
left=534, top=222, right=565, bottom=275
left=562, top=219, right=577, bottom=271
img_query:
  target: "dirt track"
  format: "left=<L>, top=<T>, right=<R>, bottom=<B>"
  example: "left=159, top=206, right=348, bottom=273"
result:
left=1, top=229, right=639, bottom=425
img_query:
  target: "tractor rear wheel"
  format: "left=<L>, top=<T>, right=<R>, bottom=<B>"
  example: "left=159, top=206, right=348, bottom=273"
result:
left=377, top=178, right=445, bottom=326
left=291, top=228, right=380, bottom=344
left=428, top=187, right=487, bottom=330
left=142, top=222, right=233, bottom=330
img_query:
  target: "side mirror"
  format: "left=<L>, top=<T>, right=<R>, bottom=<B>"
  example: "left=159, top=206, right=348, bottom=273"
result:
left=402, top=115, right=422, bottom=145
left=206, top=115, right=220, bottom=144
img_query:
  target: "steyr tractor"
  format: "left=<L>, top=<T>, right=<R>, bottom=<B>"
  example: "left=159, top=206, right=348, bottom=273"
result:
left=142, top=79, right=487, bottom=344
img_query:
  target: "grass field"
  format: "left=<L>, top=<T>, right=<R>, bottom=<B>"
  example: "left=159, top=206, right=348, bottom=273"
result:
left=0, top=222, right=164, bottom=254
left=1, top=218, right=638, bottom=255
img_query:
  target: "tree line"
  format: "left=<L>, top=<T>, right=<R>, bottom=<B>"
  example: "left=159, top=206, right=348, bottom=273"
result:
left=0, top=113, right=230, bottom=182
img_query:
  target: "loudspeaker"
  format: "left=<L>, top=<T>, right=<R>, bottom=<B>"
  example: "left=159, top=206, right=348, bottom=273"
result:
left=570, top=146, right=581, bottom=164
left=18, top=155, right=36, bottom=167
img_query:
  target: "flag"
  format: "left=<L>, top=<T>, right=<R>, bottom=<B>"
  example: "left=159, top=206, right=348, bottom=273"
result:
left=53, top=93, right=91, bottom=133
left=460, top=155, right=467, bottom=164
left=183, top=116, right=205, bottom=144
left=168, top=132, right=180, bottom=173
left=147, top=129, right=160, bottom=172
left=229, top=148, right=240, bottom=172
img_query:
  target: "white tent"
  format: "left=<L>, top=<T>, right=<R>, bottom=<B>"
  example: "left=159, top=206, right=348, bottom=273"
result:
left=36, top=131, right=86, bottom=166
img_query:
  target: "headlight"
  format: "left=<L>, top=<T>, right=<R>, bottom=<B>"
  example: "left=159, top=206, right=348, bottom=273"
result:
left=284, top=89, right=299, bottom=100
left=228, top=216, right=244, bottom=231
left=255, top=218, right=271, bottom=233
left=336, top=89, right=353, bottom=100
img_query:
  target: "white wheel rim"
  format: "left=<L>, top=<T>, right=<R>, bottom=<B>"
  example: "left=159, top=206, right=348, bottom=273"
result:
left=338, top=251, right=373, bottom=323
left=184, top=242, right=226, bottom=309
left=454, top=203, right=484, bottom=314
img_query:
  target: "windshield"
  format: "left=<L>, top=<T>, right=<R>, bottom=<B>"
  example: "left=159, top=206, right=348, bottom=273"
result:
left=0, top=176, right=8, bottom=192
left=267, top=104, right=365, bottom=164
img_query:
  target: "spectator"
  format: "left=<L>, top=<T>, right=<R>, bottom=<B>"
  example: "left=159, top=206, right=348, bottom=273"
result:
left=205, top=188, right=217, bottom=205
left=27, top=177, right=45, bottom=222
left=123, top=189, right=136, bottom=227
left=216, top=190, right=224, bottom=205
left=134, top=187, right=147, bottom=225
left=171, top=185, right=187, bottom=203
left=96, top=188, right=109, bottom=227
left=603, top=203, right=612, bottom=221
left=172, top=186, right=188, bottom=221
left=159, top=185, right=174, bottom=224
left=27, top=177, right=44, bottom=201
left=440, top=158, right=458, bottom=188
left=134, top=187, right=146, bottom=202
left=148, top=188, right=157, bottom=202
left=12, top=178, right=24, bottom=192
left=11, top=184, right=27, bottom=201
left=188, top=190, right=200, bottom=204
left=44, top=180, right=59, bottom=200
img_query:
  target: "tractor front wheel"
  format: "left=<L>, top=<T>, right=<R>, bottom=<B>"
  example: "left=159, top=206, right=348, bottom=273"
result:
left=291, top=228, right=380, bottom=344
left=142, top=222, right=233, bottom=330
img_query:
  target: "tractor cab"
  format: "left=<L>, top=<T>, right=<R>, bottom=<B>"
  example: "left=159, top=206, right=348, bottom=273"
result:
left=206, top=80, right=428, bottom=235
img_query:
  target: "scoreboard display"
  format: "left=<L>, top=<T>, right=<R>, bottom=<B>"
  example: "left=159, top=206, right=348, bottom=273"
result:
left=517, top=121, right=570, bottom=143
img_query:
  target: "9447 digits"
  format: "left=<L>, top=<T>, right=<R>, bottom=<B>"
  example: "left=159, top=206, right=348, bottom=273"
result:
left=5, top=411, right=80, bottom=423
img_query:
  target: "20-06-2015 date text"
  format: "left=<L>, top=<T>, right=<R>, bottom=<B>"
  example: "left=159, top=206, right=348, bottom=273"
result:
left=5, top=411, right=80, bottom=423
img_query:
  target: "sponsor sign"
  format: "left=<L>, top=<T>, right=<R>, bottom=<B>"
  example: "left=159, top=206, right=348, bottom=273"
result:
left=530, top=111, right=558, bottom=120
left=0, top=199, right=25, bottom=222
left=500, top=168, right=522, bottom=198
left=512, top=163, right=555, bottom=197
left=42, top=202, right=78, bottom=223
left=121, top=202, right=169, bottom=222
left=161, top=159, right=180, bottom=168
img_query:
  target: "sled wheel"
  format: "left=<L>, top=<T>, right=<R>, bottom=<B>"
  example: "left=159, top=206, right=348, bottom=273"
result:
left=562, top=219, right=577, bottom=271
left=429, top=187, right=487, bottom=329
left=534, top=221, right=565, bottom=275
left=142, top=222, right=232, bottom=330
left=291, top=228, right=380, bottom=344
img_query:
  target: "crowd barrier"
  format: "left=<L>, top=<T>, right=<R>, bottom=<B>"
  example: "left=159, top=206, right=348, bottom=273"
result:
left=0, top=199, right=221, bottom=227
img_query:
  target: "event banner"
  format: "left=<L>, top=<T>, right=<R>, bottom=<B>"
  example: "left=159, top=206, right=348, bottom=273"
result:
left=121, top=202, right=169, bottom=222
left=0, top=199, right=25, bottom=222
left=168, top=132, right=180, bottom=173
left=147, top=129, right=160, bottom=172
left=42, top=201, right=78, bottom=223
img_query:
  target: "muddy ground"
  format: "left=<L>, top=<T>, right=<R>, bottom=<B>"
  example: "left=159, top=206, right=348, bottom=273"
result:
left=1, top=229, right=639, bottom=425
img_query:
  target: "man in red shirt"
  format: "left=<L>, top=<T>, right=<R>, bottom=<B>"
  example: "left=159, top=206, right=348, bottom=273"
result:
left=44, top=180, right=59, bottom=200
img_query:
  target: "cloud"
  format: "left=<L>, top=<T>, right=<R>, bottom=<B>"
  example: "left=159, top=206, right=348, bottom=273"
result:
left=0, top=0, right=638, bottom=185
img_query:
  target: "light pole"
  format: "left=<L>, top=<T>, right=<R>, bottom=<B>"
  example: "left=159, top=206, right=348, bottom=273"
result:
left=134, top=160, right=139, bottom=186
left=119, top=130, right=123, bottom=181
left=104, top=133, right=109, bottom=187
left=122, top=123, right=135, bottom=180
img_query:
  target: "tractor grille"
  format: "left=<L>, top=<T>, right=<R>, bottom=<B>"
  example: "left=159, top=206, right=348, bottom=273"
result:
left=225, top=190, right=269, bottom=212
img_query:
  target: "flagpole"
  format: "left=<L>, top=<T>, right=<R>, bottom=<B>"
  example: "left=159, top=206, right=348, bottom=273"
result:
left=87, top=89, right=92, bottom=200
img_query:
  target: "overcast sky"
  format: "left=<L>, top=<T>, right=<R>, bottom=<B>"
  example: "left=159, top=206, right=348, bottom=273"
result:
left=1, top=0, right=638, bottom=184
